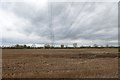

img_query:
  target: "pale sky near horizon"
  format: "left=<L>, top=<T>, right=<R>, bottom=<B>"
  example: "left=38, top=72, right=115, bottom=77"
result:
left=0, top=0, right=119, bottom=46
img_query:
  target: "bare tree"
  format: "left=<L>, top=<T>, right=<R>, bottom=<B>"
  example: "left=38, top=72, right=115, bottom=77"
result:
left=93, top=44, right=98, bottom=47
left=73, top=43, right=77, bottom=48
left=32, top=44, right=36, bottom=48
left=44, top=44, right=50, bottom=49
left=106, top=44, right=109, bottom=47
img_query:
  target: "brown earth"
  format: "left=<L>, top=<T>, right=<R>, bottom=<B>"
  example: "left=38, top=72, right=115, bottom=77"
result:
left=2, top=48, right=118, bottom=78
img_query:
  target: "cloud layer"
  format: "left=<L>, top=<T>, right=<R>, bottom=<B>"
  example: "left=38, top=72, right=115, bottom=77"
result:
left=0, top=1, right=118, bottom=46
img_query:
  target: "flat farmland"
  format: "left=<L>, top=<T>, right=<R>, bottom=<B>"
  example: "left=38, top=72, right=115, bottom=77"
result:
left=2, top=48, right=118, bottom=78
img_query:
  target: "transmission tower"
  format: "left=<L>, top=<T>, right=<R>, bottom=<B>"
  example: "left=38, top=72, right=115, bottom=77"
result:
left=48, top=0, right=55, bottom=48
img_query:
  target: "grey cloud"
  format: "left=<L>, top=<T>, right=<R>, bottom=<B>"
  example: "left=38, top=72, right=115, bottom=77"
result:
left=52, top=2, right=117, bottom=41
left=1, top=2, right=50, bottom=36
left=0, top=1, right=118, bottom=45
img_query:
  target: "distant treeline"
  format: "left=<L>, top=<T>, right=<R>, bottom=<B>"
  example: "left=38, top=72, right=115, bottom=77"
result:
left=1, top=44, right=119, bottom=49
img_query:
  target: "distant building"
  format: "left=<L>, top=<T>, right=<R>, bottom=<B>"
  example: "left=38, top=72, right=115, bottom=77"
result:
left=61, top=44, right=64, bottom=48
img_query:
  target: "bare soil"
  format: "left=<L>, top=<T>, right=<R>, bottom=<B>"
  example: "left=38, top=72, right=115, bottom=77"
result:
left=2, top=48, right=118, bottom=78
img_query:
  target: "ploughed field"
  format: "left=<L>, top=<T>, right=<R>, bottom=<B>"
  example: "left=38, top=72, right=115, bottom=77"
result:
left=2, top=48, right=118, bottom=78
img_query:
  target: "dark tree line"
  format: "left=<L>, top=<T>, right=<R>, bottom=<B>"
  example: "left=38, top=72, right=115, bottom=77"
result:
left=1, top=44, right=119, bottom=49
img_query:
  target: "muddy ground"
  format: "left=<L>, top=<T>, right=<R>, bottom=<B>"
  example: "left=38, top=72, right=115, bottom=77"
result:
left=2, top=48, right=118, bottom=78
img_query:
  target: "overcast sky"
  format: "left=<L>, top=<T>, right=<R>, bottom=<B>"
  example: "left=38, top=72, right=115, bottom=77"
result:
left=0, top=0, right=118, bottom=46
